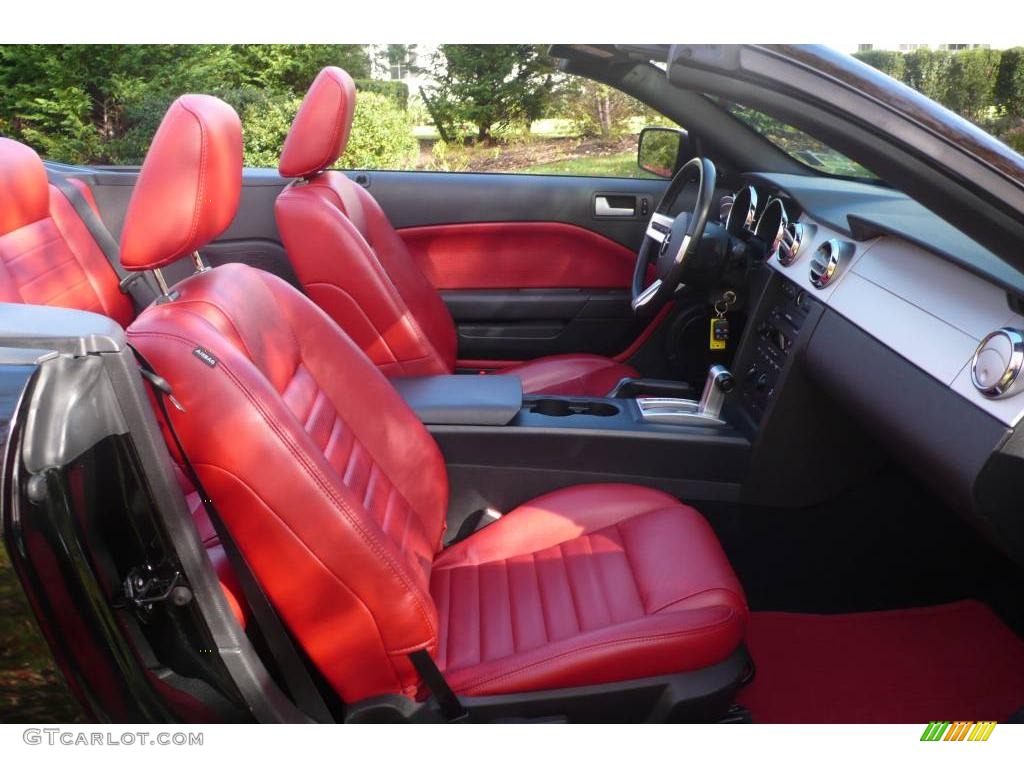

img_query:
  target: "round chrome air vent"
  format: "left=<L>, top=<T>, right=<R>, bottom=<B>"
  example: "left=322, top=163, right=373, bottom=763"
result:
left=754, top=198, right=788, bottom=259
left=971, top=328, right=1024, bottom=399
left=725, top=186, right=758, bottom=235
left=777, top=222, right=806, bottom=266
left=809, top=238, right=845, bottom=289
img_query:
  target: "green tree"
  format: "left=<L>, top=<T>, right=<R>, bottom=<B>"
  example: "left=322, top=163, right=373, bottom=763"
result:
left=995, top=47, right=1024, bottom=119
left=902, top=49, right=952, bottom=103
left=944, top=48, right=1001, bottom=121
left=557, top=77, right=650, bottom=139
left=853, top=50, right=906, bottom=81
left=228, top=45, right=370, bottom=91
left=425, top=44, right=556, bottom=143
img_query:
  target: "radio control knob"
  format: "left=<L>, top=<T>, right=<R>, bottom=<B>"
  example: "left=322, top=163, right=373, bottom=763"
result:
left=971, top=328, right=1024, bottom=399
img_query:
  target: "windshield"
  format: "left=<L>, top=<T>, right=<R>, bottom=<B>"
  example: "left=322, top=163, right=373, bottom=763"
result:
left=721, top=101, right=878, bottom=180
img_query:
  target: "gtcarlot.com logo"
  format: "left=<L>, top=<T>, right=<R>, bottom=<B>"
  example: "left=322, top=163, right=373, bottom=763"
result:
left=23, top=729, right=203, bottom=746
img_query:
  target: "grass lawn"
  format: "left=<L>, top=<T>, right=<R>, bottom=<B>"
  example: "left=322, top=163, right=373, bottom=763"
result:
left=522, top=149, right=660, bottom=179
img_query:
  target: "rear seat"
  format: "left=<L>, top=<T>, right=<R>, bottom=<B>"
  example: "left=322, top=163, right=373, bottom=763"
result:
left=0, top=136, right=246, bottom=627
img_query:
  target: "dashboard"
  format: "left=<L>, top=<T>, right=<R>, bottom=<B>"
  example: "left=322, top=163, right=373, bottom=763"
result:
left=725, top=179, right=1024, bottom=428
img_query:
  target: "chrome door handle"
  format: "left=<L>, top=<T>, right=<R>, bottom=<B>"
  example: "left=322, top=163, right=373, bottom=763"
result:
left=594, top=195, right=636, bottom=217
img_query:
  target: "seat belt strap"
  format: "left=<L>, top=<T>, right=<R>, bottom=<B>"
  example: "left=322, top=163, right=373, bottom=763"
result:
left=409, top=649, right=468, bottom=722
left=133, top=352, right=334, bottom=724
left=46, top=170, right=159, bottom=311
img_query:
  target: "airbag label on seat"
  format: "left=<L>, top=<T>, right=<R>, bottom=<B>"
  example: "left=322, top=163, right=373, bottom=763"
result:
left=192, top=347, right=218, bottom=367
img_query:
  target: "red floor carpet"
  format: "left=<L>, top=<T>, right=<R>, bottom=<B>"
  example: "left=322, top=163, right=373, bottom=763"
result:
left=737, top=600, right=1024, bottom=723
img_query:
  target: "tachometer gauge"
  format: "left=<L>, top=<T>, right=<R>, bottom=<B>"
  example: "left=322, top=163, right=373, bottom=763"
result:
left=754, top=197, right=788, bottom=259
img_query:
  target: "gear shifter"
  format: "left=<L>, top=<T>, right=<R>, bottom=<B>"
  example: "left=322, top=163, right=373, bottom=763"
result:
left=636, top=365, right=734, bottom=426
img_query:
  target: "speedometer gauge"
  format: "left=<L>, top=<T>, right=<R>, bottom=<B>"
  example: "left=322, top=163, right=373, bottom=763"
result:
left=725, top=186, right=757, bottom=235
left=754, top=198, right=788, bottom=259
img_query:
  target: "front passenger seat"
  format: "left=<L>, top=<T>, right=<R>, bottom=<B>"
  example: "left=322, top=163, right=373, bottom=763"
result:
left=274, top=67, right=638, bottom=397
left=123, top=93, right=748, bottom=717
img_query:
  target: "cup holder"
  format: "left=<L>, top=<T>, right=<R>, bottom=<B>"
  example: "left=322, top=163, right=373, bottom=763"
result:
left=527, top=398, right=620, bottom=418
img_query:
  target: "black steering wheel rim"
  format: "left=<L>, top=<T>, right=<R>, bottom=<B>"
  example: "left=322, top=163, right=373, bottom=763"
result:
left=631, top=156, right=718, bottom=314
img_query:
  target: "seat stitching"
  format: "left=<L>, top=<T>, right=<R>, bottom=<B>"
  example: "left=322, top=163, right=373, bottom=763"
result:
left=530, top=551, right=549, bottom=644
left=42, top=274, right=91, bottom=304
left=128, top=330, right=437, bottom=639
left=475, top=555, right=483, bottom=667
left=1, top=232, right=64, bottom=265
left=615, top=521, right=646, bottom=615
left=649, top=586, right=746, bottom=615
left=13, top=252, right=80, bottom=290
left=558, top=540, right=583, bottom=635
left=49, top=187, right=117, bottom=317
left=504, top=557, right=517, bottom=654
left=583, top=533, right=612, bottom=628
left=455, top=610, right=738, bottom=693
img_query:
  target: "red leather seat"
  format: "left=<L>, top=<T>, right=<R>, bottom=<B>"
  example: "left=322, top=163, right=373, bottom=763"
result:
left=123, top=94, right=747, bottom=705
left=274, top=67, right=638, bottom=397
left=0, top=137, right=133, bottom=326
left=0, top=135, right=244, bottom=627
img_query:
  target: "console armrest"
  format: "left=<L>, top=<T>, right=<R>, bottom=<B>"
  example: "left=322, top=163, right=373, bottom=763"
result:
left=392, top=375, right=523, bottom=426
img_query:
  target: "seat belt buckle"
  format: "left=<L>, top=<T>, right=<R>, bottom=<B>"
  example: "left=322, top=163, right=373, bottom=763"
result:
left=119, top=271, right=144, bottom=294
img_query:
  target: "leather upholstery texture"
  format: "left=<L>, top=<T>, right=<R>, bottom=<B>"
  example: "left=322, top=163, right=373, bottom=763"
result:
left=120, top=95, right=242, bottom=271
left=432, top=484, right=748, bottom=695
left=124, top=87, right=747, bottom=705
left=398, top=221, right=637, bottom=290
left=276, top=175, right=458, bottom=377
left=0, top=138, right=134, bottom=326
left=278, top=66, right=356, bottom=179
left=275, top=68, right=642, bottom=396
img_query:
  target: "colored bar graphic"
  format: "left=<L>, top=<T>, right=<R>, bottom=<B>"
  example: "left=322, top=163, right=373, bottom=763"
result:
left=920, top=720, right=996, bottom=741
left=921, top=722, right=950, bottom=741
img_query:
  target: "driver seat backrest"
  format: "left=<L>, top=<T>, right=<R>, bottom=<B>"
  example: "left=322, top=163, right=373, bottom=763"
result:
left=122, top=94, right=448, bottom=702
left=275, top=67, right=457, bottom=377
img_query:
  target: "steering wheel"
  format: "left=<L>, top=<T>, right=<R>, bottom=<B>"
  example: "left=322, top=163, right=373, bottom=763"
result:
left=631, top=157, right=717, bottom=314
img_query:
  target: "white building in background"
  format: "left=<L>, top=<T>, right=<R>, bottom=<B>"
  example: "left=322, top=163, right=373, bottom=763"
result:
left=368, top=44, right=439, bottom=95
left=855, top=43, right=993, bottom=52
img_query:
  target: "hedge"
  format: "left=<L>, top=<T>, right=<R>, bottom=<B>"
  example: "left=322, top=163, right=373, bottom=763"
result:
left=353, top=79, right=409, bottom=111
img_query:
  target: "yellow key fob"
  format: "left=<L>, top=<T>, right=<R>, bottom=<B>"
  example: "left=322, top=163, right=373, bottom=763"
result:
left=710, top=316, right=729, bottom=351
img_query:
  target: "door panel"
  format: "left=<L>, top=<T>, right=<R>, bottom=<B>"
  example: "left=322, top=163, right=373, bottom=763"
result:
left=398, top=221, right=636, bottom=290
left=84, top=166, right=670, bottom=362
left=368, top=171, right=668, bottom=360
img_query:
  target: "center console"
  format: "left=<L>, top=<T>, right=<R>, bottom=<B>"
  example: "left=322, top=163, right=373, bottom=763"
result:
left=735, top=278, right=816, bottom=423
left=393, top=269, right=867, bottom=534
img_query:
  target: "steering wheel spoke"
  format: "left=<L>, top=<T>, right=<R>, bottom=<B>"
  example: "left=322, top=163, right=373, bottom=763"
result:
left=631, top=278, right=663, bottom=311
left=631, top=157, right=717, bottom=316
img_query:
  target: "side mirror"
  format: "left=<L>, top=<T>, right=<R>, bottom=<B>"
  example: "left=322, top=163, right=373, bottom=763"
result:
left=637, top=126, right=686, bottom=178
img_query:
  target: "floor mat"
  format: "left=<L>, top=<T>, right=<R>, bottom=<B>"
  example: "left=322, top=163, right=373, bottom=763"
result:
left=737, top=600, right=1024, bottom=723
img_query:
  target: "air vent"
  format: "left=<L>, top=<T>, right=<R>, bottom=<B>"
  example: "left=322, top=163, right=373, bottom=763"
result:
left=809, top=238, right=847, bottom=289
left=777, top=222, right=806, bottom=266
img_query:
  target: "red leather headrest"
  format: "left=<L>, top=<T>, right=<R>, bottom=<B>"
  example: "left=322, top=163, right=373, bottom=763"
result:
left=279, top=67, right=356, bottom=179
left=0, top=137, right=49, bottom=236
left=120, top=95, right=242, bottom=271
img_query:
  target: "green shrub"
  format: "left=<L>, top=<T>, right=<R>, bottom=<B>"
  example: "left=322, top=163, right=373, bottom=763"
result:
left=944, top=48, right=1001, bottom=122
left=341, top=91, right=418, bottom=169
left=995, top=48, right=1024, bottom=119
left=423, top=139, right=471, bottom=172
left=902, top=49, right=952, bottom=103
left=353, top=79, right=409, bottom=111
left=853, top=50, right=906, bottom=81
left=236, top=89, right=418, bottom=170
left=239, top=91, right=301, bottom=168
left=1001, top=120, right=1024, bottom=155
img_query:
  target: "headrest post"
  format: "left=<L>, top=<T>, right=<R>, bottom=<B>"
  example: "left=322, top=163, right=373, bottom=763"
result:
left=191, top=250, right=208, bottom=273
left=152, top=268, right=179, bottom=304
